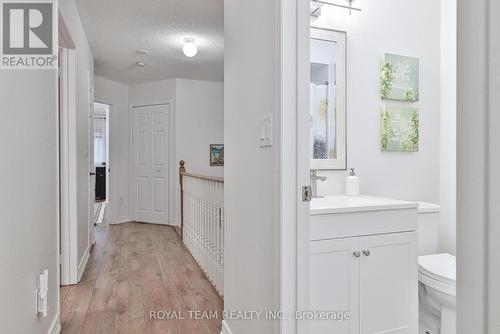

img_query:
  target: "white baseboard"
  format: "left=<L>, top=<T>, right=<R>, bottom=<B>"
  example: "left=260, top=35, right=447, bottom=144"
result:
left=77, top=245, right=90, bottom=281
left=221, top=320, right=234, bottom=334
left=48, top=311, right=61, bottom=334
left=96, top=202, right=107, bottom=225
left=169, top=219, right=180, bottom=226
left=109, top=216, right=132, bottom=225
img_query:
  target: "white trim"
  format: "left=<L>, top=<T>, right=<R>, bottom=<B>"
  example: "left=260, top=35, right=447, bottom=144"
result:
left=92, top=101, right=111, bottom=203
left=109, top=216, right=132, bottom=225
left=47, top=312, right=61, bottom=334
left=220, top=320, right=234, bottom=334
left=59, top=47, right=79, bottom=286
left=457, top=0, right=500, bottom=331
left=88, top=70, right=96, bottom=248
left=277, top=0, right=302, bottom=333
left=276, top=1, right=310, bottom=333
left=77, top=245, right=91, bottom=281
left=106, top=106, right=110, bottom=202
left=296, top=1, right=312, bottom=333
left=487, top=1, right=500, bottom=329
left=169, top=218, right=180, bottom=226
left=309, top=28, right=347, bottom=171
left=96, top=202, right=107, bottom=225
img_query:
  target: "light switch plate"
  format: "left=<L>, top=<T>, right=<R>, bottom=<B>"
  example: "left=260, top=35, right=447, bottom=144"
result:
left=36, top=270, right=48, bottom=317
left=259, top=115, right=273, bottom=147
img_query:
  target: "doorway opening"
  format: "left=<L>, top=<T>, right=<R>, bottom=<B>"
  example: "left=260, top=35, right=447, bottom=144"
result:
left=93, top=102, right=110, bottom=226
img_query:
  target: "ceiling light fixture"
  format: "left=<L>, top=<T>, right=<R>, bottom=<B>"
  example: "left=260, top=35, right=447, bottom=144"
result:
left=135, top=61, right=146, bottom=67
left=183, top=38, right=198, bottom=58
left=135, top=49, right=150, bottom=55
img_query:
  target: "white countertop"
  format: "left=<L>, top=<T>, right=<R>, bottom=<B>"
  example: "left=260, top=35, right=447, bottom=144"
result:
left=310, top=195, right=418, bottom=215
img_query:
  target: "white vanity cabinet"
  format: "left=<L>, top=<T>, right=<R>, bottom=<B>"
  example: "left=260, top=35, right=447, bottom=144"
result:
left=310, top=196, right=419, bottom=334
left=310, top=237, right=361, bottom=334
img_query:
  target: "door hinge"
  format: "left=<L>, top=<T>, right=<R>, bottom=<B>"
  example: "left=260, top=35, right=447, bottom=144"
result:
left=302, top=186, right=312, bottom=202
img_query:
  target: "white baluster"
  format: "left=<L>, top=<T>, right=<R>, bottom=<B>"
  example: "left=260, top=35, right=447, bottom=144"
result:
left=179, top=172, right=224, bottom=295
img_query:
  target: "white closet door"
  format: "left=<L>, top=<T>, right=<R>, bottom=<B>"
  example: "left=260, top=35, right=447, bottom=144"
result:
left=132, top=104, right=170, bottom=224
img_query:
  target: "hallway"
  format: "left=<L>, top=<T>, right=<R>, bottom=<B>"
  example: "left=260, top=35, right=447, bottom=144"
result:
left=60, top=223, right=223, bottom=334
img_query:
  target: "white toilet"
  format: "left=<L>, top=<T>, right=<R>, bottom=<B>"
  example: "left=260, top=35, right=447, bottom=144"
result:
left=417, top=203, right=456, bottom=334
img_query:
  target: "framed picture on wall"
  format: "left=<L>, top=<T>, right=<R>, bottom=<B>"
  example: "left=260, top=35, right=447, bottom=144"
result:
left=210, top=144, right=224, bottom=166
left=380, top=107, right=419, bottom=152
left=380, top=53, right=420, bottom=102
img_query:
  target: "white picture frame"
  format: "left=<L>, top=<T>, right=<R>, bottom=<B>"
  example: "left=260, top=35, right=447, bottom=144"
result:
left=310, top=28, right=347, bottom=170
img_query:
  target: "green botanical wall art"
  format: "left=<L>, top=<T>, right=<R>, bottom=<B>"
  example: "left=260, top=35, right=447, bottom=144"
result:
left=381, top=107, right=419, bottom=152
left=380, top=53, right=419, bottom=102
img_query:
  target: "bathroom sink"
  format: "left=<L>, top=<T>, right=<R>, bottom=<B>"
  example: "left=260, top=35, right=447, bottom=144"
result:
left=310, top=195, right=419, bottom=240
left=311, top=195, right=418, bottom=215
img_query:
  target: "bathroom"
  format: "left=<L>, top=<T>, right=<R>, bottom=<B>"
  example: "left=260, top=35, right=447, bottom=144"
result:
left=307, top=0, right=456, bottom=333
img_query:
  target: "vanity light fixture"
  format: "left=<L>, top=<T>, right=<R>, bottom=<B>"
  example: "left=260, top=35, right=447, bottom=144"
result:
left=183, top=38, right=198, bottom=58
left=311, top=0, right=361, bottom=14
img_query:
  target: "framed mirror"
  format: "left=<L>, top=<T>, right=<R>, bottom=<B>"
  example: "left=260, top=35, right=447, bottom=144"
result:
left=310, top=28, right=347, bottom=170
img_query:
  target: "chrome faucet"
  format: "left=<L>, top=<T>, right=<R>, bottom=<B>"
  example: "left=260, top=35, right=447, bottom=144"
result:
left=310, top=170, right=327, bottom=198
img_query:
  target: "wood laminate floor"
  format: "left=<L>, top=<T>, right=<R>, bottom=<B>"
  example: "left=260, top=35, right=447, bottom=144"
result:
left=60, top=223, right=223, bottom=334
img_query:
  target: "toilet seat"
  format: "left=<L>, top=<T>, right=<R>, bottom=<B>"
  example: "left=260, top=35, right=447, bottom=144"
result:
left=418, top=253, right=456, bottom=297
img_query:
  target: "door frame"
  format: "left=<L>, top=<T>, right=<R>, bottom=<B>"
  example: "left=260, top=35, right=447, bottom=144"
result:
left=93, top=101, right=111, bottom=205
left=297, top=1, right=312, bottom=332
left=59, top=46, right=79, bottom=285
left=129, top=103, right=174, bottom=225
left=276, top=0, right=310, bottom=333
left=88, top=71, right=95, bottom=246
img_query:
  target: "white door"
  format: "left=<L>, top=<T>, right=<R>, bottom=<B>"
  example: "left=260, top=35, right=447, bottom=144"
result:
left=310, top=237, right=360, bottom=334
left=359, top=232, right=418, bottom=334
left=132, top=104, right=170, bottom=224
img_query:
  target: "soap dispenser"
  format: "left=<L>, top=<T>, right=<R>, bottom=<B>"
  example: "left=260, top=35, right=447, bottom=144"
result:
left=346, top=168, right=360, bottom=196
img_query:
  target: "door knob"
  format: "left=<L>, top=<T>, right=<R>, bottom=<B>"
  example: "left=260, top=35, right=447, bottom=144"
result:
left=353, top=251, right=361, bottom=258
left=363, top=250, right=371, bottom=256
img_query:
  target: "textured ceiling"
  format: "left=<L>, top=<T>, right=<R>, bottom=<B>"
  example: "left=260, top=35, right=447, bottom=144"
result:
left=76, top=0, right=224, bottom=84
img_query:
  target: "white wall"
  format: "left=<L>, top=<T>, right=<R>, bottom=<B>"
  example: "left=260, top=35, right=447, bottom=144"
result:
left=439, top=0, right=457, bottom=256
left=0, top=2, right=93, bottom=330
left=176, top=79, right=224, bottom=177
left=59, top=0, right=95, bottom=265
left=313, top=0, right=442, bottom=205
left=224, top=0, right=279, bottom=332
left=0, top=71, right=59, bottom=333
left=94, top=76, right=130, bottom=224
left=129, top=79, right=177, bottom=107
left=129, top=79, right=224, bottom=225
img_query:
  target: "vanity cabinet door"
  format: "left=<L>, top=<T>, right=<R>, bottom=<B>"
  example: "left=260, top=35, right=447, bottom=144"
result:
left=359, top=232, right=418, bottom=334
left=310, top=237, right=360, bottom=334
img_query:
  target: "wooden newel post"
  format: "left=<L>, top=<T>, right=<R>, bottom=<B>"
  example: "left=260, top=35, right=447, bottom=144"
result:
left=179, top=160, right=186, bottom=240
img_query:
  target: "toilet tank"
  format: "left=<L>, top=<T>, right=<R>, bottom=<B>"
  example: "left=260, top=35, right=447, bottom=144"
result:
left=417, top=202, right=440, bottom=255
